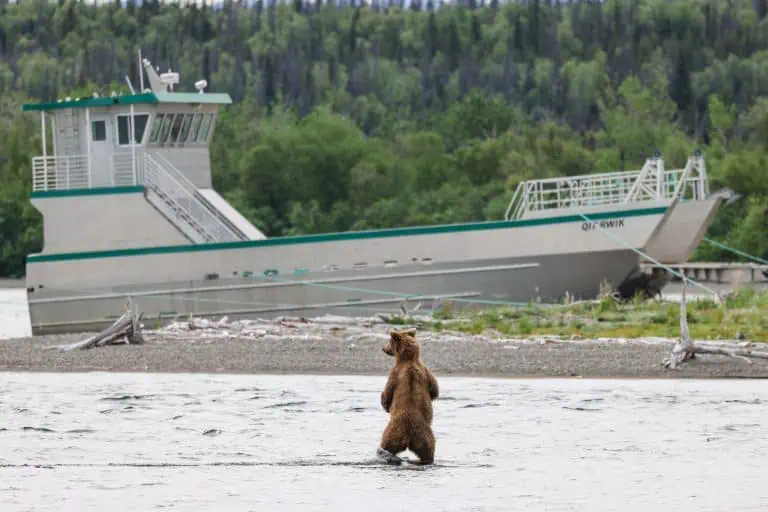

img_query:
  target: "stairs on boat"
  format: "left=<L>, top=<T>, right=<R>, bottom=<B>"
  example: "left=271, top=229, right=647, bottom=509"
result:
left=142, top=153, right=248, bottom=244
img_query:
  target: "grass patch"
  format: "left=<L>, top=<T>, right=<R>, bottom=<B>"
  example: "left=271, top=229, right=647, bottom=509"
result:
left=419, top=287, right=768, bottom=342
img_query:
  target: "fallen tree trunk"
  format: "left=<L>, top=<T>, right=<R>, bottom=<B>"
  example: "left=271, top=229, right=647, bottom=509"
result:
left=52, top=306, right=144, bottom=351
left=663, top=278, right=768, bottom=369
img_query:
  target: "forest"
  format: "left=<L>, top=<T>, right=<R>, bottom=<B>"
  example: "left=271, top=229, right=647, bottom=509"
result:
left=1, top=0, right=767, bottom=277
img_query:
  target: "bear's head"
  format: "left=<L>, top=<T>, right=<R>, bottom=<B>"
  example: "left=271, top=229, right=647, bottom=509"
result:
left=383, top=328, right=420, bottom=361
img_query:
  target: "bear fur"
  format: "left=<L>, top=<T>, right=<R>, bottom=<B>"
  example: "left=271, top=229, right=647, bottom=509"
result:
left=378, top=328, right=439, bottom=465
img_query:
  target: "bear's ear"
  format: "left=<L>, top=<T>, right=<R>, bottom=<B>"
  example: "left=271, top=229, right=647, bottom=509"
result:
left=402, top=328, right=416, bottom=338
left=390, top=330, right=402, bottom=343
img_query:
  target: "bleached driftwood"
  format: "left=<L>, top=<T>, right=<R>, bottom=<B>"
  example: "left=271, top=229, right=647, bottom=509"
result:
left=52, top=306, right=144, bottom=351
left=663, top=277, right=768, bottom=369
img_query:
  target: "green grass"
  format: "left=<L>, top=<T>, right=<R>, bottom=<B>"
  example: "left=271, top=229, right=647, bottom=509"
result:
left=406, top=287, right=768, bottom=342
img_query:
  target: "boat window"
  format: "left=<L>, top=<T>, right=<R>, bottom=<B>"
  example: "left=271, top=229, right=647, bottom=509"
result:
left=188, top=113, right=203, bottom=142
left=149, top=114, right=164, bottom=143
left=134, top=114, right=149, bottom=143
left=158, top=114, right=174, bottom=143
left=91, top=120, right=106, bottom=142
left=196, top=113, right=213, bottom=143
left=167, top=114, right=185, bottom=144
left=177, top=114, right=193, bottom=143
left=116, top=114, right=150, bottom=146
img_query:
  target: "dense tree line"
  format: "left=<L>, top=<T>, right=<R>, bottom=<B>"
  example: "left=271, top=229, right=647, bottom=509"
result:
left=1, top=0, right=768, bottom=277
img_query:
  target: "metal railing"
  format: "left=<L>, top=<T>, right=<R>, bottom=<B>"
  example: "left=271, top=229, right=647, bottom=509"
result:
left=504, top=155, right=710, bottom=220
left=143, top=154, right=242, bottom=243
left=152, top=152, right=250, bottom=241
left=31, top=150, right=244, bottom=244
left=32, top=152, right=142, bottom=191
left=32, top=155, right=90, bottom=191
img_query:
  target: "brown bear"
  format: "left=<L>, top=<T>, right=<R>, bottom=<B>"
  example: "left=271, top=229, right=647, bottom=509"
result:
left=377, top=328, right=440, bottom=465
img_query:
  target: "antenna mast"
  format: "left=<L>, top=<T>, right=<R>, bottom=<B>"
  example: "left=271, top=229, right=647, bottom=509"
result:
left=138, top=48, right=145, bottom=93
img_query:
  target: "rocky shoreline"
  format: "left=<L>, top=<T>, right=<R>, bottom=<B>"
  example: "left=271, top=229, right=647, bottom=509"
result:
left=1, top=315, right=767, bottom=378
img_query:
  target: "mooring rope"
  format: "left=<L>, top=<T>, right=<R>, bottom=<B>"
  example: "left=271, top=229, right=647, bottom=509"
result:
left=35, top=275, right=539, bottom=315
left=702, top=237, right=768, bottom=266
left=576, top=212, right=722, bottom=299
left=21, top=211, right=765, bottom=317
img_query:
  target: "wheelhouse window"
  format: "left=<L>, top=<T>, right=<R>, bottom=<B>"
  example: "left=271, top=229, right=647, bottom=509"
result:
left=149, top=114, right=164, bottom=143
left=147, top=112, right=216, bottom=146
left=188, top=113, right=203, bottom=142
left=167, top=114, right=185, bottom=144
left=177, top=114, right=193, bottom=143
left=158, top=114, right=174, bottom=143
left=116, top=114, right=149, bottom=146
left=196, top=113, right=214, bottom=143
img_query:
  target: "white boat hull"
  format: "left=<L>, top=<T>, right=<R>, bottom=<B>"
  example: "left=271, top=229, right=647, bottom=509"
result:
left=26, top=205, right=669, bottom=334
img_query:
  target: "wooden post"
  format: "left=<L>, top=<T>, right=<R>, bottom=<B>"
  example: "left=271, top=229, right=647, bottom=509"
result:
left=664, top=278, right=768, bottom=369
left=50, top=305, right=145, bottom=351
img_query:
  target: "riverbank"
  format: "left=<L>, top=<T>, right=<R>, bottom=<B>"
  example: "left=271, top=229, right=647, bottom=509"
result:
left=1, top=313, right=767, bottom=378
left=422, top=284, right=768, bottom=341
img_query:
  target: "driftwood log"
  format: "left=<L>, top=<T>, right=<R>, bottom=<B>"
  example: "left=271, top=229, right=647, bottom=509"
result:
left=663, top=277, right=768, bottom=369
left=52, top=305, right=144, bottom=351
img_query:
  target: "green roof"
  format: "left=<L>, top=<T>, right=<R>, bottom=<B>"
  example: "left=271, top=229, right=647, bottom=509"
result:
left=22, top=91, right=232, bottom=112
left=153, top=92, right=232, bottom=104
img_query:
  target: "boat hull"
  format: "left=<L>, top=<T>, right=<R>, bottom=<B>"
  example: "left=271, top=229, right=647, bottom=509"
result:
left=27, top=250, right=642, bottom=334
left=25, top=206, right=669, bottom=334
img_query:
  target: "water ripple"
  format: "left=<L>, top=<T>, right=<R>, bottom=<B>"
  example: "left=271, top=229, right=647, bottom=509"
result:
left=0, top=373, right=765, bottom=511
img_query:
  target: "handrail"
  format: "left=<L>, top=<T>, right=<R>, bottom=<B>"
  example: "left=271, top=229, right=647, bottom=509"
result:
left=143, top=154, right=240, bottom=243
left=151, top=152, right=248, bottom=240
left=151, top=153, right=200, bottom=198
left=32, top=152, right=139, bottom=191
left=32, top=155, right=90, bottom=191
left=503, top=182, right=523, bottom=223
left=504, top=155, right=709, bottom=220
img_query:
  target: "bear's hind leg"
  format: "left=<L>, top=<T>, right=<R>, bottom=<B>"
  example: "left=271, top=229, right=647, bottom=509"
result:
left=376, top=447, right=404, bottom=465
left=378, top=422, right=408, bottom=465
left=379, top=438, right=408, bottom=463
left=408, top=426, right=435, bottom=465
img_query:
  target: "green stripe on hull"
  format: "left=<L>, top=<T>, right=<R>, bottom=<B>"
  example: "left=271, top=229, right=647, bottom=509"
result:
left=26, top=206, right=667, bottom=263
left=31, top=186, right=145, bottom=199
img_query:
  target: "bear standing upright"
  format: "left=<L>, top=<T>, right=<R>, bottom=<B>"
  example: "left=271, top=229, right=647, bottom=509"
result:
left=377, top=328, right=440, bottom=465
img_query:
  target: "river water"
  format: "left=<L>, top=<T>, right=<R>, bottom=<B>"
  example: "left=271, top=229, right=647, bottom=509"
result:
left=1, top=372, right=767, bottom=511
left=1, top=288, right=767, bottom=510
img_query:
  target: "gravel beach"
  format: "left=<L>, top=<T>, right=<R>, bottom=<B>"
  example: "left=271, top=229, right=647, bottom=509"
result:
left=1, top=316, right=766, bottom=378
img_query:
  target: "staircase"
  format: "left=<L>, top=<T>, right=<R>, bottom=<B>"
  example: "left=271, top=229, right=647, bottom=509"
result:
left=143, top=154, right=245, bottom=244
left=152, top=153, right=256, bottom=241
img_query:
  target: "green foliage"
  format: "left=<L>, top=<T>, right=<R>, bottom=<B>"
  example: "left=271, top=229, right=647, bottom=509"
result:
left=1, top=0, right=768, bottom=277
left=517, top=317, right=534, bottom=335
left=437, top=288, right=768, bottom=342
